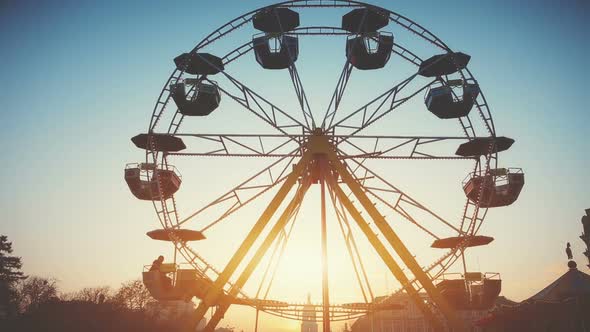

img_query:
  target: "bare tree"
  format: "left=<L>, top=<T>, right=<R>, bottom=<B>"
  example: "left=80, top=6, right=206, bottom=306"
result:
left=62, top=286, right=113, bottom=304
left=16, top=276, right=58, bottom=313
left=112, top=279, right=154, bottom=311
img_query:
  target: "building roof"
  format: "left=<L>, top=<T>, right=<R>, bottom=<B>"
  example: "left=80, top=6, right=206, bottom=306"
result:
left=476, top=262, right=590, bottom=328
left=526, top=261, right=590, bottom=303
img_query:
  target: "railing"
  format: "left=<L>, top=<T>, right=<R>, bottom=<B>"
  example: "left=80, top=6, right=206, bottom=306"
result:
left=346, top=31, right=393, bottom=54
left=435, top=271, right=501, bottom=282
left=424, top=79, right=474, bottom=104
left=462, top=167, right=523, bottom=187
left=143, top=263, right=208, bottom=287
left=125, top=162, right=182, bottom=179
left=252, top=33, right=299, bottom=54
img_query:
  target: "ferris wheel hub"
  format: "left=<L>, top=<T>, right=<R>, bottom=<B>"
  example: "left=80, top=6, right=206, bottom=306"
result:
left=306, top=130, right=333, bottom=155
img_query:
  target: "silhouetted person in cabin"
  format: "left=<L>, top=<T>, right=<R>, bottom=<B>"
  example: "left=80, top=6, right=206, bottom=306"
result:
left=566, top=242, right=573, bottom=260
left=149, top=255, right=164, bottom=272
left=150, top=255, right=172, bottom=289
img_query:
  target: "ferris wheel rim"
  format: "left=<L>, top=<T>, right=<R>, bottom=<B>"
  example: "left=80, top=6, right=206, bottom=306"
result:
left=140, top=0, right=499, bottom=322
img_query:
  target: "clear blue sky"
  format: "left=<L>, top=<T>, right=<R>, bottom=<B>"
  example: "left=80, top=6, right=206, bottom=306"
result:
left=1, top=1, right=588, bottom=331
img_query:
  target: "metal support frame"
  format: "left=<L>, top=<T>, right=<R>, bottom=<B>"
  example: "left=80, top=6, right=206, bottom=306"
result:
left=137, top=2, right=505, bottom=331
left=201, top=182, right=311, bottom=331
left=289, top=64, right=316, bottom=130
left=329, top=187, right=374, bottom=303
left=184, top=152, right=312, bottom=331
left=326, top=175, right=445, bottom=331
left=326, top=147, right=465, bottom=331
left=182, top=133, right=466, bottom=331
left=320, top=156, right=331, bottom=332
left=166, top=133, right=474, bottom=160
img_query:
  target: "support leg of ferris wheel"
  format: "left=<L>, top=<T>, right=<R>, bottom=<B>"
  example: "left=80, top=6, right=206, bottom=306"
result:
left=326, top=176, right=445, bottom=332
left=319, top=156, right=331, bottom=332
left=184, top=152, right=312, bottom=331
left=326, top=149, right=465, bottom=332
left=201, top=178, right=312, bottom=332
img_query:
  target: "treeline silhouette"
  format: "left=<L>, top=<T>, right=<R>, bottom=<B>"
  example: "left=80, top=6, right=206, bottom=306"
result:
left=0, top=235, right=236, bottom=332
left=3, top=300, right=185, bottom=332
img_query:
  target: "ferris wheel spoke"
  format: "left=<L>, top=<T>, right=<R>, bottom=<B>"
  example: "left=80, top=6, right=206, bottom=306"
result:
left=326, top=175, right=447, bottom=331
left=256, top=201, right=303, bottom=300
left=328, top=50, right=462, bottom=137
left=167, top=133, right=304, bottom=158
left=335, top=135, right=474, bottom=160
left=229, top=179, right=311, bottom=298
left=196, top=167, right=312, bottom=329
left=205, top=74, right=308, bottom=135
left=288, top=64, right=316, bottom=129
left=272, top=14, right=317, bottom=130
left=344, top=157, right=463, bottom=236
left=328, top=155, right=464, bottom=330
left=219, top=37, right=315, bottom=130
left=328, top=184, right=374, bottom=303
left=328, top=74, right=436, bottom=135
left=176, top=150, right=298, bottom=229
left=321, top=60, right=354, bottom=129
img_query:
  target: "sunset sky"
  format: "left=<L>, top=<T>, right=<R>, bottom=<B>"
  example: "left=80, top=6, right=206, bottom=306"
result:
left=1, top=0, right=588, bottom=331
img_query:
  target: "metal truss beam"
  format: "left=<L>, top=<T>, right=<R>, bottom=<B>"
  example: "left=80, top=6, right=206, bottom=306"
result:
left=175, top=152, right=297, bottom=229
left=202, top=179, right=312, bottom=332
left=327, top=150, right=465, bottom=331
left=184, top=151, right=312, bottom=331
left=289, top=64, right=316, bottom=129
left=328, top=183, right=374, bottom=303
left=326, top=175, right=445, bottom=332
left=167, top=134, right=473, bottom=160
left=169, top=134, right=303, bottom=158
left=322, top=61, right=354, bottom=129
left=336, top=135, right=474, bottom=160
left=205, top=74, right=308, bottom=134
left=344, top=157, right=464, bottom=236
left=329, top=74, right=435, bottom=134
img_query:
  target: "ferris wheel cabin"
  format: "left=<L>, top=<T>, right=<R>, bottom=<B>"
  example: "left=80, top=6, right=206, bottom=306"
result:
left=142, top=229, right=217, bottom=302
left=143, top=266, right=222, bottom=302
left=252, top=7, right=300, bottom=70
left=346, top=33, right=394, bottom=70
left=126, top=134, right=185, bottom=201
left=425, top=80, right=480, bottom=119
left=341, top=8, right=393, bottom=70
left=124, top=163, right=181, bottom=201
left=419, top=52, right=471, bottom=77
left=253, top=35, right=299, bottom=69
left=455, top=137, right=525, bottom=207
left=174, top=52, right=224, bottom=75
left=436, top=273, right=502, bottom=310
left=463, top=168, right=525, bottom=208
left=170, top=80, right=221, bottom=116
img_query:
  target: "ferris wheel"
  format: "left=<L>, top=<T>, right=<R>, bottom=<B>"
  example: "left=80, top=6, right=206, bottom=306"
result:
left=124, top=1, right=525, bottom=331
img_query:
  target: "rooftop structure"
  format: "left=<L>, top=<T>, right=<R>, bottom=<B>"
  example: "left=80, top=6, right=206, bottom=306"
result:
left=351, top=292, right=515, bottom=332
left=477, top=261, right=590, bottom=331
